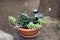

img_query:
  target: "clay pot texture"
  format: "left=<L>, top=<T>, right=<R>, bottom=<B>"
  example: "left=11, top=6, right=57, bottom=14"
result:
left=17, top=28, right=40, bottom=38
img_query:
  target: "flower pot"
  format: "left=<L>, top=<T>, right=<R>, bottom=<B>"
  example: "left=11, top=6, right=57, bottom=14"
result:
left=17, top=28, right=40, bottom=38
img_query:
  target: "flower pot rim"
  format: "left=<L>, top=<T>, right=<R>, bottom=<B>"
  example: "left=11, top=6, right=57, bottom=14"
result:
left=17, top=28, right=39, bottom=31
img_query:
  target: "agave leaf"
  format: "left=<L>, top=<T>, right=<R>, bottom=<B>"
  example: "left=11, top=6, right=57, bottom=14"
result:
left=35, top=23, right=42, bottom=29
left=8, top=16, right=16, bottom=24
left=38, top=18, right=46, bottom=24
left=18, top=13, right=32, bottom=25
left=27, top=22, right=35, bottom=29
left=21, top=13, right=30, bottom=19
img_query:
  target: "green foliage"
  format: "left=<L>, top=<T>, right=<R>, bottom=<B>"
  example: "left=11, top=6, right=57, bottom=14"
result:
left=57, top=22, right=60, bottom=30
left=18, top=13, right=46, bottom=29
left=18, top=13, right=34, bottom=28
left=27, top=22, right=42, bottom=29
left=59, top=38, right=60, bottom=40
left=27, top=22, right=35, bottom=29
left=8, top=16, right=16, bottom=24
left=35, top=23, right=42, bottom=29
left=8, top=13, right=46, bottom=29
left=38, top=18, right=46, bottom=24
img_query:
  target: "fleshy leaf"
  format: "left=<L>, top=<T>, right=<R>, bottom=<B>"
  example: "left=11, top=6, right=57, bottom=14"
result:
left=35, top=23, right=42, bottom=29
left=8, top=16, right=16, bottom=24
left=27, top=22, right=35, bottom=29
left=38, top=18, right=46, bottom=24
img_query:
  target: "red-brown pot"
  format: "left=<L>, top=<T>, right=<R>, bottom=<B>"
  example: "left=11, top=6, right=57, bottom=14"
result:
left=17, top=28, right=40, bottom=38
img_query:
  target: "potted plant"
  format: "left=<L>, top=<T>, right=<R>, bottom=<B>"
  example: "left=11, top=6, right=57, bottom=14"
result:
left=8, top=8, right=51, bottom=38
left=17, top=13, right=46, bottom=38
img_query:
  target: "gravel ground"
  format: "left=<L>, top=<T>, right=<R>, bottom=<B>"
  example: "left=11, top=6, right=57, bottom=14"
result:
left=0, top=30, right=14, bottom=40
left=0, top=0, right=60, bottom=40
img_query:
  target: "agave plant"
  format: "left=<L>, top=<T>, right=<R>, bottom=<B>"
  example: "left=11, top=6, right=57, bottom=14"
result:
left=8, top=13, right=47, bottom=29
left=8, top=8, right=52, bottom=29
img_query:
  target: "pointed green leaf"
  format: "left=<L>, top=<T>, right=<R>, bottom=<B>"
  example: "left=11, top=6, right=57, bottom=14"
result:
left=38, top=18, right=46, bottom=24
left=8, top=16, right=16, bottom=24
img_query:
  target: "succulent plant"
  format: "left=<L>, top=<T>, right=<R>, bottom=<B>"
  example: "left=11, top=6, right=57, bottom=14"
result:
left=8, top=16, right=16, bottom=24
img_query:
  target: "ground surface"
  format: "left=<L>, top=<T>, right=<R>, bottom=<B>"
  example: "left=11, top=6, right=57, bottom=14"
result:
left=0, top=0, right=60, bottom=40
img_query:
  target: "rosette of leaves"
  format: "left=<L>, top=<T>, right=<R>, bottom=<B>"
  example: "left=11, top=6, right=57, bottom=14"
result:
left=18, top=13, right=34, bottom=28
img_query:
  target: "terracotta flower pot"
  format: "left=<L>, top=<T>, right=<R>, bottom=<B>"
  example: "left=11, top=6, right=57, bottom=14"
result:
left=17, top=28, right=40, bottom=38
